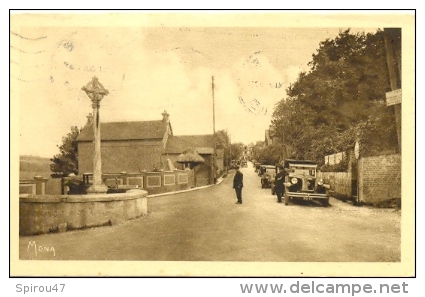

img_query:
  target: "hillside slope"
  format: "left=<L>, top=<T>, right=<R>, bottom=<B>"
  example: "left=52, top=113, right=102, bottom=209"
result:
left=19, top=155, right=52, bottom=179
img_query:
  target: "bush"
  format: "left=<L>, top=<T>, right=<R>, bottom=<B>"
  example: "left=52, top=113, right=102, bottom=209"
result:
left=320, top=155, right=349, bottom=172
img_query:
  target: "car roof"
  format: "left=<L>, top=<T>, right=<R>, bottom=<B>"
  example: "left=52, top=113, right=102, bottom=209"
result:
left=261, top=165, right=275, bottom=168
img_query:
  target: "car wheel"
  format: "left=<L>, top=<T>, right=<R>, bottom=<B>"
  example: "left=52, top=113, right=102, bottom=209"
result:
left=321, top=198, right=329, bottom=207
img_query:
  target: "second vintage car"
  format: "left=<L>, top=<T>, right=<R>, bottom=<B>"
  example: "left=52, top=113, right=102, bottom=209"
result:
left=259, top=165, right=276, bottom=188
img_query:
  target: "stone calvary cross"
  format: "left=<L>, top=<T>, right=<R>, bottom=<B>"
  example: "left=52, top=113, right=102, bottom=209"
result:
left=82, top=76, right=109, bottom=194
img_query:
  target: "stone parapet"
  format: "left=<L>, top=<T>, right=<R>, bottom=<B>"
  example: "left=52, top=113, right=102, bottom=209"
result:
left=19, top=189, right=148, bottom=236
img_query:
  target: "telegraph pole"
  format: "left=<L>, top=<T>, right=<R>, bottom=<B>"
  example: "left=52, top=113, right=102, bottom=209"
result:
left=383, top=28, right=401, bottom=153
left=212, top=76, right=217, bottom=183
left=212, top=76, right=216, bottom=135
left=229, top=133, right=232, bottom=171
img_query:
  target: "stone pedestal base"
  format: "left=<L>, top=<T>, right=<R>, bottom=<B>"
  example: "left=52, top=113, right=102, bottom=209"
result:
left=86, top=184, right=109, bottom=194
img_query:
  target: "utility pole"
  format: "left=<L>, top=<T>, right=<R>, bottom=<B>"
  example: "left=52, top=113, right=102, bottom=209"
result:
left=212, top=76, right=216, bottom=136
left=229, top=133, right=232, bottom=169
left=212, top=76, right=217, bottom=183
left=383, top=28, right=402, bottom=153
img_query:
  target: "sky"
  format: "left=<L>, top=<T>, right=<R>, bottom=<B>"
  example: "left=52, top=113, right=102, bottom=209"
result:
left=10, top=12, right=400, bottom=158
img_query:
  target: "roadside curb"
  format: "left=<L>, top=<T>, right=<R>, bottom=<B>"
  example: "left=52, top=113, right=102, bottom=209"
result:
left=147, top=177, right=226, bottom=198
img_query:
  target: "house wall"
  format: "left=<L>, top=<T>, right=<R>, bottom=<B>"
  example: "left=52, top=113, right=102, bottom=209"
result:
left=164, top=153, right=213, bottom=186
left=272, top=136, right=282, bottom=145
left=216, top=157, right=224, bottom=171
left=358, top=154, right=401, bottom=203
left=194, top=163, right=211, bottom=186
left=78, top=140, right=164, bottom=174
left=165, top=154, right=182, bottom=170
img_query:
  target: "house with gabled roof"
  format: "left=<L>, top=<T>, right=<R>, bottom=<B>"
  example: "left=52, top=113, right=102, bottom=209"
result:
left=164, top=134, right=216, bottom=186
left=77, top=110, right=173, bottom=174
left=265, top=125, right=282, bottom=146
left=76, top=111, right=216, bottom=186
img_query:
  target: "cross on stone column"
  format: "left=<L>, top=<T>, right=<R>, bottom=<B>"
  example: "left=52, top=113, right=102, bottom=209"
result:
left=82, top=76, right=109, bottom=194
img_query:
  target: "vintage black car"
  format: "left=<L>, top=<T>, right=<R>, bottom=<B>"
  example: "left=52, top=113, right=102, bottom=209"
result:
left=254, top=162, right=261, bottom=173
left=259, top=165, right=276, bottom=188
left=230, top=160, right=240, bottom=169
left=282, top=159, right=332, bottom=206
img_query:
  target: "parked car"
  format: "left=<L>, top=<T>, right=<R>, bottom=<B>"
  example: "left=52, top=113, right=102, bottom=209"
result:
left=259, top=165, right=276, bottom=188
left=282, top=159, right=332, bottom=206
left=230, top=160, right=240, bottom=169
left=241, top=160, right=247, bottom=168
left=258, top=164, right=265, bottom=176
left=254, top=162, right=261, bottom=173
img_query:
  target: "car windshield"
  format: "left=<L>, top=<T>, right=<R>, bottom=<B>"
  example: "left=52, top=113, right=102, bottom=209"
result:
left=289, top=165, right=316, bottom=177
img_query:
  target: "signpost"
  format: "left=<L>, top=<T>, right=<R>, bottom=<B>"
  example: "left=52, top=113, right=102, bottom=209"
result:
left=386, top=89, right=402, bottom=106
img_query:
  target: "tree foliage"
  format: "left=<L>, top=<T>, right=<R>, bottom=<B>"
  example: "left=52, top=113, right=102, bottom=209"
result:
left=214, top=130, right=245, bottom=165
left=214, top=130, right=231, bottom=166
left=230, top=142, right=244, bottom=161
left=272, top=29, right=398, bottom=164
left=252, top=141, right=265, bottom=161
left=254, top=143, right=284, bottom=165
left=50, top=126, right=80, bottom=176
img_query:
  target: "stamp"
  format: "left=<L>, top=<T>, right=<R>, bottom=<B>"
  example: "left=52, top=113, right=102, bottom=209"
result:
left=239, top=96, right=267, bottom=116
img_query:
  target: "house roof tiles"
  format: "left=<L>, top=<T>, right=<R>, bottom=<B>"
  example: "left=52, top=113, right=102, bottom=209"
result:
left=76, top=120, right=168, bottom=141
left=165, top=135, right=214, bottom=155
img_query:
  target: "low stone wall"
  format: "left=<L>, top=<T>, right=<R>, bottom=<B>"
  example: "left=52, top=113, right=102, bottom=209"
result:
left=19, top=176, right=48, bottom=195
left=19, top=189, right=148, bottom=236
left=79, top=170, right=194, bottom=196
left=19, top=170, right=197, bottom=196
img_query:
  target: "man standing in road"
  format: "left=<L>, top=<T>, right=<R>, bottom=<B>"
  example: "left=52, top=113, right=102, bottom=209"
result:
left=274, top=164, right=285, bottom=203
left=233, top=166, right=244, bottom=204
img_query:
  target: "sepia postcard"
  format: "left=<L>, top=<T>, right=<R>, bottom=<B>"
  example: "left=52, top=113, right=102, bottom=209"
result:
left=10, top=10, right=415, bottom=277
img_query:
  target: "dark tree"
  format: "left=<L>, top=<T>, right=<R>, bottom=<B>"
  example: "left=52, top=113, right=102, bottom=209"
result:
left=254, top=143, right=284, bottom=165
left=214, top=130, right=230, bottom=166
left=230, top=142, right=244, bottom=161
left=50, top=126, right=80, bottom=176
left=271, top=29, right=397, bottom=163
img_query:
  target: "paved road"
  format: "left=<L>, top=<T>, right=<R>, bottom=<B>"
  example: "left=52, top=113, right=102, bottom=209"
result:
left=19, top=162, right=400, bottom=262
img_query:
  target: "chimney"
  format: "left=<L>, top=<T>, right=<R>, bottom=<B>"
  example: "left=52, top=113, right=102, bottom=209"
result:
left=86, top=113, right=93, bottom=125
left=162, top=110, right=170, bottom=123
